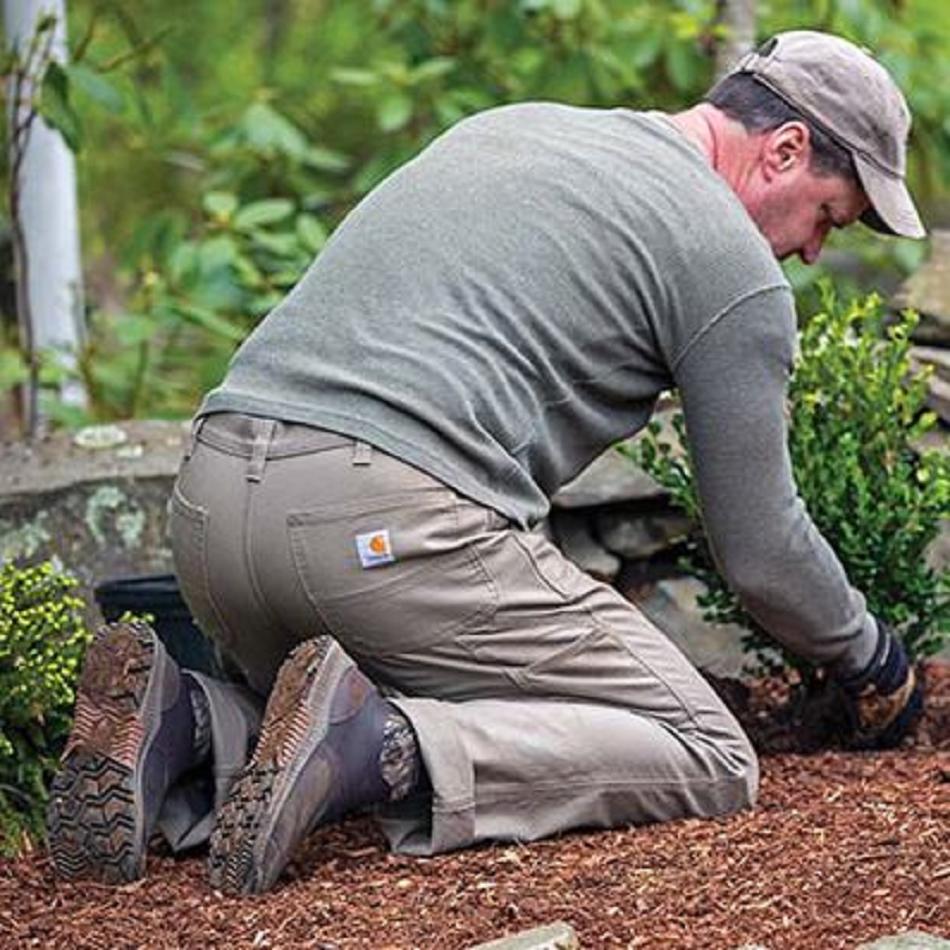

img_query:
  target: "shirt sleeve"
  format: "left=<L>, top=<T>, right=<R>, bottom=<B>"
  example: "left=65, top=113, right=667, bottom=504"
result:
left=671, top=286, right=877, bottom=675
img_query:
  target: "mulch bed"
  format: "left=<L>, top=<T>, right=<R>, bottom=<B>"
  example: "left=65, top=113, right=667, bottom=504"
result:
left=2, top=664, right=948, bottom=950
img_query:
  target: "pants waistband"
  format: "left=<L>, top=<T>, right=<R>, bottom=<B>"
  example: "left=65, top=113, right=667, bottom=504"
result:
left=193, top=412, right=354, bottom=460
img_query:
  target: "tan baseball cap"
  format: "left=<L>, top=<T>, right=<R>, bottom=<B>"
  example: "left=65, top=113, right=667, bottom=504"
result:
left=723, top=30, right=925, bottom=239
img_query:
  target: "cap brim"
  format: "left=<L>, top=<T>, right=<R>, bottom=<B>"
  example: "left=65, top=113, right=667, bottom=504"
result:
left=854, top=154, right=926, bottom=239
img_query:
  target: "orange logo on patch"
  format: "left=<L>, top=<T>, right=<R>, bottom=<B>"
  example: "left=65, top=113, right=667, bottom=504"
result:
left=356, top=528, right=395, bottom=568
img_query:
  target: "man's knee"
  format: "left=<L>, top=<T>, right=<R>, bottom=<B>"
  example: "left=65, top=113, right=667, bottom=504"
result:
left=719, top=728, right=759, bottom=813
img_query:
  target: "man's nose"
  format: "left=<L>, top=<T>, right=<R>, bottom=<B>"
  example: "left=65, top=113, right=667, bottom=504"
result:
left=799, top=230, right=827, bottom=265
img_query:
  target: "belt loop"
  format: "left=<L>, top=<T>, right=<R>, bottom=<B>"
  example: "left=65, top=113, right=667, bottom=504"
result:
left=352, top=441, right=373, bottom=466
left=184, top=416, right=206, bottom=461
left=246, top=419, right=278, bottom=483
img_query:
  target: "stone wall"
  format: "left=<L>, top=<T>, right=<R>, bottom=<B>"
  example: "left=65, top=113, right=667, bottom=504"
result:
left=1, top=410, right=946, bottom=675
left=0, top=421, right=188, bottom=615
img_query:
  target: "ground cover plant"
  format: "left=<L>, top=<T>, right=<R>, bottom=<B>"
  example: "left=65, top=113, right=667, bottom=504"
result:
left=0, top=560, right=89, bottom=857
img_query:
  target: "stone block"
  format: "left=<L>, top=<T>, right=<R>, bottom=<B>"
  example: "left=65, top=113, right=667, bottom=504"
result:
left=858, top=932, right=950, bottom=949
left=896, top=230, right=950, bottom=345
left=0, top=420, right=186, bottom=615
left=549, top=510, right=621, bottom=583
left=468, top=922, right=579, bottom=950
left=595, top=507, right=693, bottom=559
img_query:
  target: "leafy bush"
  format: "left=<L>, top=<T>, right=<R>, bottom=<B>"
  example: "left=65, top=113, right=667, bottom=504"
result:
left=633, top=289, right=949, bottom=676
left=63, top=171, right=331, bottom=424
left=0, top=561, right=90, bottom=855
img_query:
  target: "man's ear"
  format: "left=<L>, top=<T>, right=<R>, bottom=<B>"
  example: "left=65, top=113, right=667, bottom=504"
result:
left=761, top=121, right=810, bottom=181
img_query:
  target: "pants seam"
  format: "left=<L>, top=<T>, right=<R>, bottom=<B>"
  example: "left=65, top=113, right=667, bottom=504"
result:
left=475, top=773, right=753, bottom=803
left=592, top=614, right=704, bottom=732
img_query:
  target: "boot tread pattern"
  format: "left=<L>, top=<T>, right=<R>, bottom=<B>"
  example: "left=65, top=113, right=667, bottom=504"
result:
left=208, top=637, right=330, bottom=894
left=47, top=623, right=155, bottom=883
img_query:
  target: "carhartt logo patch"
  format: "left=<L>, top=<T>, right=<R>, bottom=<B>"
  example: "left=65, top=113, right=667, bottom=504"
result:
left=356, top=529, right=395, bottom=568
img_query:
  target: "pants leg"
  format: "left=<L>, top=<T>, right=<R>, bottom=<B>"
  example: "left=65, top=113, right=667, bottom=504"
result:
left=170, top=413, right=758, bottom=856
left=358, top=515, right=758, bottom=854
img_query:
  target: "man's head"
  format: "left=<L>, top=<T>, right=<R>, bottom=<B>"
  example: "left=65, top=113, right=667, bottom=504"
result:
left=704, top=30, right=924, bottom=261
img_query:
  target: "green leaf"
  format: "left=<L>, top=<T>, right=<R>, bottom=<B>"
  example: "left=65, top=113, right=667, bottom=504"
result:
left=410, top=57, right=456, bottom=84
left=223, top=102, right=309, bottom=161
left=174, top=303, right=245, bottom=342
left=296, top=214, right=327, bottom=254
left=377, top=93, right=413, bottom=133
left=246, top=230, right=299, bottom=257
left=38, top=62, right=82, bottom=152
left=203, top=191, right=238, bottom=220
left=0, top=348, right=27, bottom=390
left=234, top=199, right=295, bottom=231
left=330, top=67, right=379, bottom=87
left=303, top=145, right=350, bottom=173
left=198, top=236, right=239, bottom=273
left=65, top=64, right=124, bottom=112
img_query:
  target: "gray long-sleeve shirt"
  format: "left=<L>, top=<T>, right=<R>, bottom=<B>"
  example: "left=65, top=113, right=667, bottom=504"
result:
left=201, top=102, right=877, bottom=674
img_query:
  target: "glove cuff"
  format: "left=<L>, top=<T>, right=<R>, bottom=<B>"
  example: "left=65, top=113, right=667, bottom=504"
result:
left=838, top=620, right=908, bottom=697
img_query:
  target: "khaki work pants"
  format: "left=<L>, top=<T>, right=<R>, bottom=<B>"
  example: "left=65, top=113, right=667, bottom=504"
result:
left=168, top=412, right=758, bottom=855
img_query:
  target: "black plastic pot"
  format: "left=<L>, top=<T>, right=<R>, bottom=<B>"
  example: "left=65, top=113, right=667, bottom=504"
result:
left=93, top=573, right=222, bottom=677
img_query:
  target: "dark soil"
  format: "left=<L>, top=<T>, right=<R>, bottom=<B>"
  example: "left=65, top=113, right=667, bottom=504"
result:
left=2, top=664, right=948, bottom=950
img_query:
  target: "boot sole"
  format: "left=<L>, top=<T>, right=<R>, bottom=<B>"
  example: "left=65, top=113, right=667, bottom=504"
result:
left=208, top=637, right=350, bottom=895
left=46, top=622, right=175, bottom=883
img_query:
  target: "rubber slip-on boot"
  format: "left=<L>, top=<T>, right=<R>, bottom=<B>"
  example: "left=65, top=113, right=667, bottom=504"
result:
left=208, top=636, right=391, bottom=895
left=47, top=621, right=196, bottom=882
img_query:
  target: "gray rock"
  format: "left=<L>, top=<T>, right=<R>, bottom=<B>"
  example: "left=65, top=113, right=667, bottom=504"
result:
left=895, top=230, right=950, bottom=344
left=912, top=345, right=950, bottom=382
left=596, top=508, right=692, bottom=559
left=553, top=407, right=680, bottom=509
left=627, top=577, right=752, bottom=678
left=0, top=420, right=185, bottom=623
left=910, top=346, right=950, bottom=422
left=858, top=932, right=950, bottom=949
left=467, top=922, right=579, bottom=950
left=550, top=510, right=620, bottom=582
left=553, top=444, right=664, bottom=509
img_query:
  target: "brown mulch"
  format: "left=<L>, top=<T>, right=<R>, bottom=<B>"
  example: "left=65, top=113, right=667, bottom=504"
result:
left=2, top=666, right=948, bottom=950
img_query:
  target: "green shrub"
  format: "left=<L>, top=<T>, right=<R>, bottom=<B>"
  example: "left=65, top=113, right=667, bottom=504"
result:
left=0, top=561, right=90, bottom=856
left=632, top=288, right=949, bottom=677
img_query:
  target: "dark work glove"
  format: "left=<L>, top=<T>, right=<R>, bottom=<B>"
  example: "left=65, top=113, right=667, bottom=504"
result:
left=836, top=621, right=924, bottom=750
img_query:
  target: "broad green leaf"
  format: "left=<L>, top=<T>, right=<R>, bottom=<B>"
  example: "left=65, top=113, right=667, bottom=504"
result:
left=226, top=102, right=309, bottom=161
left=330, top=67, right=379, bottom=87
left=168, top=241, right=199, bottom=286
left=664, top=40, right=699, bottom=93
left=38, top=62, right=82, bottom=152
left=174, top=303, right=245, bottom=342
left=65, top=64, right=124, bottom=112
left=303, top=145, right=350, bottom=173
left=234, top=199, right=295, bottom=230
left=198, top=236, right=239, bottom=272
left=247, top=229, right=299, bottom=257
left=115, top=313, right=159, bottom=347
left=377, top=93, right=413, bottom=133
left=410, top=57, right=456, bottom=84
left=296, top=214, right=328, bottom=254
left=203, top=191, right=238, bottom=219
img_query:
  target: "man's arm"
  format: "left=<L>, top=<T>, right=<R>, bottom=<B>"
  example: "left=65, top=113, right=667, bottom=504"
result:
left=671, top=286, right=878, bottom=676
left=671, top=286, right=922, bottom=746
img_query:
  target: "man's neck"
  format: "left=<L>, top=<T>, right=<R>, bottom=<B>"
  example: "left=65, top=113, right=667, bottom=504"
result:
left=665, top=103, right=759, bottom=197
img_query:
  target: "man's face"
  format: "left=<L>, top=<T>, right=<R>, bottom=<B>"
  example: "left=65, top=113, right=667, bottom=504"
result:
left=753, top=168, right=869, bottom=263
left=741, top=123, right=870, bottom=263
